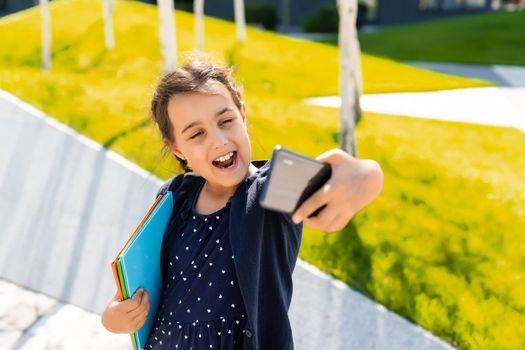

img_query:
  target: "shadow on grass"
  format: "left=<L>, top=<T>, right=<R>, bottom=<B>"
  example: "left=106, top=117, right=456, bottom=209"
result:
left=103, top=118, right=151, bottom=149
left=311, top=220, right=373, bottom=295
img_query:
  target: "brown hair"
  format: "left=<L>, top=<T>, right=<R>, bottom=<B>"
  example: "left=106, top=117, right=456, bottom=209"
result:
left=150, top=58, right=244, bottom=173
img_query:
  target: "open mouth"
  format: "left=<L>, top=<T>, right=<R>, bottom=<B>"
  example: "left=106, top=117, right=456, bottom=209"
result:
left=212, top=151, right=237, bottom=169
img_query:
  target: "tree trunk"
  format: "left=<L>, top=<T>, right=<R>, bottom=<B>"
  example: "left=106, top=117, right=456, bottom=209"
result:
left=102, top=0, right=115, bottom=50
left=39, top=0, right=51, bottom=70
left=282, top=0, right=291, bottom=33
left=233, top=0, right=246, bottom=43
left=337, top=0, right=362, bottom=157
left=158, top=0, right=177, bottom=73
left=194, top=0, right=204, bottom=51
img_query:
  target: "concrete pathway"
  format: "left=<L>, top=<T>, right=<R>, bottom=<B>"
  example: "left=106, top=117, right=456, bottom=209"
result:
left=306, top=87, right=525, bottom=133
left=0, top=89, right=456, bottom=349
left=405, top=61, right=525, bottom=87
left=306, top=62, right=525, bottom=133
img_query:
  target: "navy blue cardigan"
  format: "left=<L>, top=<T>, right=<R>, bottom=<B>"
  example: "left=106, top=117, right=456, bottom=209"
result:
left=156, top=160, right=303, bottom=350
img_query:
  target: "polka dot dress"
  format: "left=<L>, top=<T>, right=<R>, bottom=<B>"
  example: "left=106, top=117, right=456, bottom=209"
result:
left=144, top=181, right=248, bottom=350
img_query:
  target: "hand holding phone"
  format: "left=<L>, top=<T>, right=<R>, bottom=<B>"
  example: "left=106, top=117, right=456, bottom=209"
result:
left=259, top=145, right=332, bottom=219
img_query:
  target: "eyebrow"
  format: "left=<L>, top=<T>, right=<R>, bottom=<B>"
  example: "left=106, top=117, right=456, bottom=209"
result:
left=181, top=107, right=234, bottom=135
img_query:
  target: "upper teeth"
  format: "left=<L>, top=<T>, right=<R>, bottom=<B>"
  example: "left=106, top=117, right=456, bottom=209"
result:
left=214, top=152, right=234, bottom=163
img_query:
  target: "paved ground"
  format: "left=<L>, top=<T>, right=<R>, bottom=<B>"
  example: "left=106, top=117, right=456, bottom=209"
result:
left=306, top=87, right=525, bottom=132
left=305, top=63, right=525, bottom=133
left=405, top=61, right=525, bottom=87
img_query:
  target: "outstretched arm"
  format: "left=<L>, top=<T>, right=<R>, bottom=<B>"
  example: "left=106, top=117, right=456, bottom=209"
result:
left=291, top=148, right=383, bottom=233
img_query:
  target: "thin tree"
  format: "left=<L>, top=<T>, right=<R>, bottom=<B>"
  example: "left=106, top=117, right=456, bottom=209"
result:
left=102, top=0, right=115, bottom=50
left=337, top=0, right=363, bottom=157
left=194, top=0, right=204, bottom=51
left=233, top=0, right=246, bottom=43
left=158, top=0, right=177, bottom=72
left=39, top=0, right=51, bottom=70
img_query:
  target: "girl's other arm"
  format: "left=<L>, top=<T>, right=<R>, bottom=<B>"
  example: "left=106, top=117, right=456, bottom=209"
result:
left=101, top=288, right=150, bottom=334
left=291, top=148, right=383, bottom=232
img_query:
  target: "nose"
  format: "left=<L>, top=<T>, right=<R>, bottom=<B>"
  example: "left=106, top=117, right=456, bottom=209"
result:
left=211, top=126, right=229, bottom=149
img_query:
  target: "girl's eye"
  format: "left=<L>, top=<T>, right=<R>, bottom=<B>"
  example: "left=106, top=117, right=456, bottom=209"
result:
left=190, top=119, right=233, bottom=140
left=190, top=132, right=202, bottom=139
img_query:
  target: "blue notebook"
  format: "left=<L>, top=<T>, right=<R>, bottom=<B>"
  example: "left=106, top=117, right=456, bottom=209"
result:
left=112, top=191, right=174, bottom=350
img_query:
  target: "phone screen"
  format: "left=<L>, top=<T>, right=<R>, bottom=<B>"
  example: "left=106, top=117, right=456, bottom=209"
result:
left=259, top=145, right=331, bottom=217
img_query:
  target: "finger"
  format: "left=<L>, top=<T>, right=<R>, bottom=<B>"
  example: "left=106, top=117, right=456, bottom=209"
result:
left=121, top=289, right=143, bottom=312
left=134, top=317, right=146, bottom=332
left=302, top=203, right=338, bottom=231
left=132, top=307, right=149, bottom=324
left=292, top=183, right=332, bottom=224
left=324, top=212, right=346, bottom=233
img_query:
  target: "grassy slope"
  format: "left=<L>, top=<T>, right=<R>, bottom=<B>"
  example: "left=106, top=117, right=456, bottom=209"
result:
left=356, top=10, right=525, bottom=66
left=1, top=1, right=524, bottom=349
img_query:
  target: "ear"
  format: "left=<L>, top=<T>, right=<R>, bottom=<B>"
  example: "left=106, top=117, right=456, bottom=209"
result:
left=240, top=103, right=247, bottom=124
left=163, top=138, right=185, bottom=160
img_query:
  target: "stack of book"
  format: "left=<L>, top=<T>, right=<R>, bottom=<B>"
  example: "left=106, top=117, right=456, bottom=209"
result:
left=111, top=192, right=174, bottom=350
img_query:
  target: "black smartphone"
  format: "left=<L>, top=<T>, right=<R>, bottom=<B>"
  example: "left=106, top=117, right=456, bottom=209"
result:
left=259, top=145, right=332, bottom=218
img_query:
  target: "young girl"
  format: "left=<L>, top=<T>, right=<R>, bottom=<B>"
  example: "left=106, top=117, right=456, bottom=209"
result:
left=101, top=58, right=383, bottom=349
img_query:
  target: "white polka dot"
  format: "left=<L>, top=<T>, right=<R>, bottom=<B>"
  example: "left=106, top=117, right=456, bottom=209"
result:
left=197, top=297, right=201, bottom=301
left=209, top=262, right=213, bottom=266
left=187, top=309, right=190, bottom=313
left=218, top=331, right=221, bottom=336
left=216, top=239, right=220, bottom=243
left=219, top=247, right=223, bottom=251
left=193, top=216, right=196, bottom=219
left=198, top=273, right=202, bottom=278
left=221, top=270, right=225, bottom=274
left=205, top=218, right=207, bottom=221
left=209, top=226, right=213, bottom=230
left=205, top=254, right=208, bottom=258
left=219, top=294, right=222, bottom=299
left=169, top=261, right=173, bottom=266
left=193, top=322, right=196, bottom=326
left=232, top=255, right=234, bottom=259
left=230, top=281, right=234, bottom=285
left=194, top=265, right=197, bottom=269
left=160, top=341, right=163, bottom=345
left=236, top=320, right=240, bottom=324
left=216, top=216, right=220, bottom=219
left=183, top=277, right=187, bottom=281
left=168, top=331, right=171, bottom=336
left=175, top=255, right=178, bottom=260
left=194, top=228, right=197, bottom=232
left=185, top=335, right=188, bottom=339
left=228, top=329, right=231, bottom=334
left=209, top=282, right=213, bottom=286
left=185, top=246, right=189, bottom=250
left=199, top=333, right=202, bottom=338
left=179, top=300, right=182, bottom=304
left=207, top=309, right=211, bottom=313
left=180, top=271, right=183, bottom=275
left=169, top=312, right=172, bottom=315
left=231, top=304, right=235, bottom=308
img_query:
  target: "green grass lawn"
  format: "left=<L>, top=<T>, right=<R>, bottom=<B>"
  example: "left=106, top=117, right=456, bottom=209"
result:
left=1, top=1, right=524, bottom=349
left=323, top=10, right=525, bottom=66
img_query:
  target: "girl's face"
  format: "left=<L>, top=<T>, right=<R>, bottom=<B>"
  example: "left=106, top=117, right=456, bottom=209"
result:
left=165, top=81, right=253, bottom=197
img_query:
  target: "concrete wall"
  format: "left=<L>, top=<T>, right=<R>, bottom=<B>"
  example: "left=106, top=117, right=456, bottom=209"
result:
left=0, top=89, right=455, bottom=349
